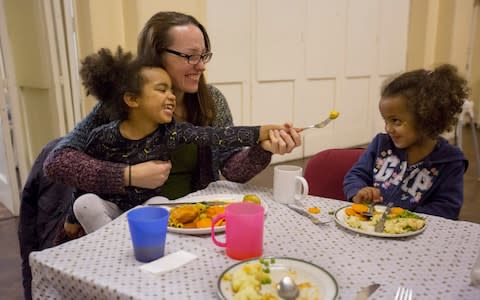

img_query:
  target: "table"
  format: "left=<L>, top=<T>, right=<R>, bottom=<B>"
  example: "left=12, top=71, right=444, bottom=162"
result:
left=30, top=181, right=480, bottom=299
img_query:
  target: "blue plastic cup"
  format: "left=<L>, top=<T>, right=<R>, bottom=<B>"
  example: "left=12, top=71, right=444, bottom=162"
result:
left=127, top=206, right=169, bottom=262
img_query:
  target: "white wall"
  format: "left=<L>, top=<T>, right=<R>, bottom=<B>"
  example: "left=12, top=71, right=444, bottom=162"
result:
left=206, top=0, right=410, bottom=162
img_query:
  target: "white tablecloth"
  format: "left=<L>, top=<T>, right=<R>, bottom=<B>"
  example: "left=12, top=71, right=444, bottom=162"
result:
left=30, top=181, right=480, bottom=299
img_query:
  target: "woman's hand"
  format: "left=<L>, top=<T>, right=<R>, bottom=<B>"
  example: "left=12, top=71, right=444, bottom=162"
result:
left=125, top=160, right=172, bottom=189
left=352, top=187, right=383, bottom=204
left=260, top=124, right=302, bottom=155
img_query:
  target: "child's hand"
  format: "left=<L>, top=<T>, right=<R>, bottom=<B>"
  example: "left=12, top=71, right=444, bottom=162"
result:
left=352, top=187, right=383, bottom=204
left=64, top=222, right=85, bottom=238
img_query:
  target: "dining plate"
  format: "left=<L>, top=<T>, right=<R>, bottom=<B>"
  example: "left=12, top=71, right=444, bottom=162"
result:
left=217, top=257, right=339, bottom=300
left=334, top=205, right=427, bottom=238
left=149, top=194, right=268, bottom=235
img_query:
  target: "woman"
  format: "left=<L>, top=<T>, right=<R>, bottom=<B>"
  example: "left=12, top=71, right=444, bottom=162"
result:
left=44, top=11, right=301, bottom=200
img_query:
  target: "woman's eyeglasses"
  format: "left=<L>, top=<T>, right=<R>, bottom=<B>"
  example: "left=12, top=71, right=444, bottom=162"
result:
left=164, top=49, right=213, bottom=65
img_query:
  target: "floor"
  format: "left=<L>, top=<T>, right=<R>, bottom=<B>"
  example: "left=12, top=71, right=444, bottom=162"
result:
left=1, top=126, right=479, bottom=299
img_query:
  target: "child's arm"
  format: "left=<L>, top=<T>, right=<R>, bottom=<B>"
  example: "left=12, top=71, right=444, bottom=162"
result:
left=343, top=135, right=381, bottom=201
left=170, top=122, right=299, bottom=148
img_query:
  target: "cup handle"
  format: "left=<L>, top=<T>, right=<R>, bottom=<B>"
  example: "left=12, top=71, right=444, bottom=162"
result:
left=211, top=214, right=226, bottom=247
left=294, top=176, right=309, bottom=201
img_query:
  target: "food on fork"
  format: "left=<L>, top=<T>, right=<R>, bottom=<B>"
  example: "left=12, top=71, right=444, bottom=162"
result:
left=329, top=110, right=340, bottom=119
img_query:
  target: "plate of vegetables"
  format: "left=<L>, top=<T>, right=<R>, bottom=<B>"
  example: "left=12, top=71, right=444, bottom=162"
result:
left=154, top=194, right=267, bottom=235
left=217, top=257, right=338, bottom=300
left=334, top=203, right=427, bottom=238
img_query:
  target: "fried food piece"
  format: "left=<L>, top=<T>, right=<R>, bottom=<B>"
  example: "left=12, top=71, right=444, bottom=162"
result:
left=170, top=205, right=199, bottom=223
left=351, top=203, right=368, bottom=213
left=243, top=194, right=262, bottom=205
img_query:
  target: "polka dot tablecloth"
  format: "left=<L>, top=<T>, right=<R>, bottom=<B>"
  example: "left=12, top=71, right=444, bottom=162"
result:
left=30, top=181, right=480, bottom=299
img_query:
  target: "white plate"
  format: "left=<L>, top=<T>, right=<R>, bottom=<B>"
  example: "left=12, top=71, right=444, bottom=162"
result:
left=217, top=257, right=338, bottom=300
left=334, top=205, right=427, bottom=238
left=150, top=194, right=268, bottom=235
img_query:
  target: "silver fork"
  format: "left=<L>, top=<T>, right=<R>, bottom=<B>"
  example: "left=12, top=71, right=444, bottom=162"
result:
left=394, top=286, right=413, bottom=300
left=302, top=117, right=334, bottom=130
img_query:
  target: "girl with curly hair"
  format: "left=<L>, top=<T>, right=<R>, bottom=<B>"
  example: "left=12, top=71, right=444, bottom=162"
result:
left=63, top=47, right=294, bottom=234
left=344, top=64, right=469, bottom=220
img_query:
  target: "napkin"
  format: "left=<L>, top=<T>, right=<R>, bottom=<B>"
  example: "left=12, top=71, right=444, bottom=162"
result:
left=471, top=250, right=480, bottom=286
left=140, top=250, right=197, bottom=274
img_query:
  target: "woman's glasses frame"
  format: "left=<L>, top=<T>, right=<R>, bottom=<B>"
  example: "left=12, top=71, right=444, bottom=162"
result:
left=164, top=48, right=213, bottom=65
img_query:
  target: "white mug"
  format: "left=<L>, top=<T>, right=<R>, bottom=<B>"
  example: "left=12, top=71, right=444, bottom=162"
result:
left=273, top=165, right=309, bottom=204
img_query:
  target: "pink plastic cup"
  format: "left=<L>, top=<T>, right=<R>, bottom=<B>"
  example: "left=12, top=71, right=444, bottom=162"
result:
left=211, top=202, right=264, bottom=260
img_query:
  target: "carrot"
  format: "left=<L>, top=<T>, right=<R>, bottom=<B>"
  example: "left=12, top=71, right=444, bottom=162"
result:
left=206, top=207, right=217, bottom=218
left=308, top=207, right=321, bottom=214
left=390, top=207, right=405, bottom=215
left=345, top=207, right=359, bottom=216
left=351, top=203, right=368, bottom=213
left=182, top=222, right=197, bottom=229
left=196, top=218, right=213, bottom=228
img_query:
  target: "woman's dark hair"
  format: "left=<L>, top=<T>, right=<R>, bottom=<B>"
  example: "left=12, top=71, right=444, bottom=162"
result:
left=381, top=64, right=469, bottom=139
left=79, top=46, right=149, bottom=120
left=137, top=11, right=215, bottom=126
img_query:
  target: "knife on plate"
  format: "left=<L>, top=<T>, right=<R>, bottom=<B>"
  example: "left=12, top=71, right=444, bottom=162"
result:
left=354, top=283, right=380, bottom=300
left=374, top=202, right=394, bottom=232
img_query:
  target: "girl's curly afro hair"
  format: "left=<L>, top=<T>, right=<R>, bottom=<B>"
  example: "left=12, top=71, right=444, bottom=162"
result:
left=381, top=64, right=469, bottom=139
left=79, top=46, right=137, bottom=120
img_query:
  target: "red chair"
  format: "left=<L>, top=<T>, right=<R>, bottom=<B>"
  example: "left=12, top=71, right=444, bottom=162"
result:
left=304, top=148, right=365, bottom=200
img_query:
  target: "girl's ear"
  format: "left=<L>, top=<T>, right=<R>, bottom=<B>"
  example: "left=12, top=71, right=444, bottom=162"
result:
left=124, top=93, right=139, bottom=108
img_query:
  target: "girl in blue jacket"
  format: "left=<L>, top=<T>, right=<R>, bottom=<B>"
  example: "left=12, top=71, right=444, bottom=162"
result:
left=344, top=64, right=469, bottom=220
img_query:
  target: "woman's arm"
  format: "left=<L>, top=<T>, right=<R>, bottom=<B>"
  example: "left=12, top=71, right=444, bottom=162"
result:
left=44, top=103, right=172, bottom=192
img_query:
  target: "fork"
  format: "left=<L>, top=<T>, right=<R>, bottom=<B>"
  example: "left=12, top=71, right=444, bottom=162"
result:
left=302, top=111, right=339, bottom=130
left=394, top=286, right=413, bottom=300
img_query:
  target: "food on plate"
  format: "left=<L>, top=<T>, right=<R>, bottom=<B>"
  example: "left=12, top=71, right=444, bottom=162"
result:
left=170, top=205, right=199, bottom=223
left=222, top=261, right=272, bottom=299
left=168, top=194, right=263, bottom=230
left=221, top=258, right=321, bottom=300
left=168, top=203, right=226, bottom=229
left=243, top=194, right=262, bottom=205
left=345, top=205, right=425, bottom=234
left=307, top=207, right=320, bottom=214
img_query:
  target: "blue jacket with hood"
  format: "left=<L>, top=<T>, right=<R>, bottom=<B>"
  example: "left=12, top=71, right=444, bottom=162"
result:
left=344, top=133, right=468, bottom=220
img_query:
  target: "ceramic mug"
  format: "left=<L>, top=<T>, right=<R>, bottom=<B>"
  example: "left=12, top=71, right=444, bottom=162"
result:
left=273, top=165, right=309, bottom=204
left=211, top=202, right=264, bottom=260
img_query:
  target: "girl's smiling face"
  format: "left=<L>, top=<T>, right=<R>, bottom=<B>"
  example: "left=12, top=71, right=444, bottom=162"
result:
left=137, top=67, right=176, bottom=125
left=379, top=95, right=420, bottom=150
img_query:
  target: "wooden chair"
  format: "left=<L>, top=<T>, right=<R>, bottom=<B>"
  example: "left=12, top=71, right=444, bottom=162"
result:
left=304, top=148, right=365, bottom=200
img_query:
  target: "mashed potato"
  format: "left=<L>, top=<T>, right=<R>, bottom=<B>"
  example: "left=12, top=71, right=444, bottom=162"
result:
left=345, top=209, right=425, bottom=234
